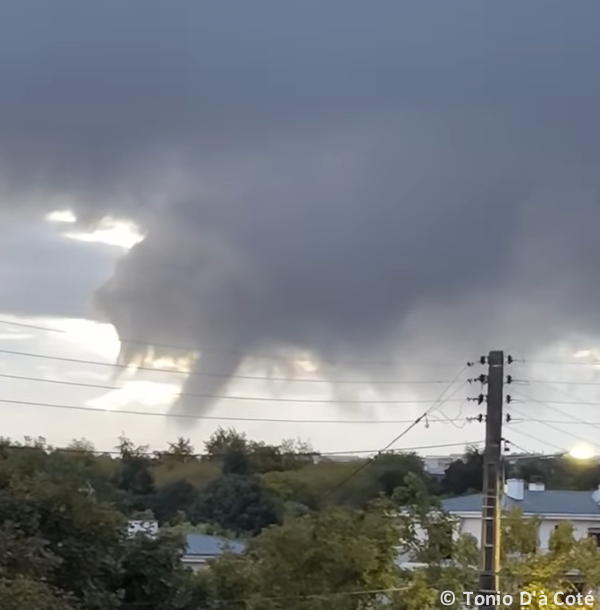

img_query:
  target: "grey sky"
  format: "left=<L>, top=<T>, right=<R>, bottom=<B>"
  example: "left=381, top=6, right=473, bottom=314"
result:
left=1, top=1, right=600, bottom=453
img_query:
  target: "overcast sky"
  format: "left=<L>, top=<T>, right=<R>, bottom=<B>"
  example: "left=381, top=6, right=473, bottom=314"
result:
left=2, top=1, right=600, bottom=457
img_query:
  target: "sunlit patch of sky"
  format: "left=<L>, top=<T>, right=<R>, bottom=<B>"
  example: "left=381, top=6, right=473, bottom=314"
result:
left=2, top=214, right=600, bottom=454
left=86, top=381, right=181, bottom=411
left=1, top=309, right=600, bottom=457
left=47, top=210, right=145, bottom=250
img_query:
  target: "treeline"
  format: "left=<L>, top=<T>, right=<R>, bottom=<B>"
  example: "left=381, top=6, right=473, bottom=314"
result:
left=5, top=430, right=440, bottom=537
left=2, top=434, right=600, bottom=610
left=3, top=432, right=600, bottom=609
left=3, top=429, right=598, bottom=541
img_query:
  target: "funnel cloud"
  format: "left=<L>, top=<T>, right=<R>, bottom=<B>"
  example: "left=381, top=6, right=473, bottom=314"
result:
left=2, top=1, right=600, bottom=415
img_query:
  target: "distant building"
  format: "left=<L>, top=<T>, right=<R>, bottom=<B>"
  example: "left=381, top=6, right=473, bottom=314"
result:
left=126, top=521, right=244, bottom=570
left=422, top=454, right=462, bottom=478
left=397, top=479, right=600, bottom=571
left=442, top=479, right=600, bottom=552
left=311, top=454, right=364, bottom=464
left=182, top=534, right=246, bottom=572
left=127, top=520, right=159, bottom=538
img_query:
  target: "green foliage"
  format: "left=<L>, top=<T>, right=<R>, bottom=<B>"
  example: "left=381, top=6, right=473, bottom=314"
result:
left=113, top=437, right=157, bottom=515
left=154, top=479, right=198, bottom=524
left=165, top=520, right=238, bottom=539
left=501, top=509, right=600, bottom=610
left=150, top=458, right=220, bottom=489
left=199, top=502, right=402, bottom=610
left=4, top=430, right=600, bottom=610
left=222, top=448, right=254, bottom=476
left=507, top=455, right=600, bottom=491
left=440, top=446, right=483, bottom=496
left=0, top=443, right=125, bottom=610
left=189, top=474, right=280, bottom=535
left=393, top=473, right=479, bottom=609
left=0, top=441, right=202, bottom=610
left=0, top=576, right=76, bottom=610
left=440, top=447, right=600, bottom=496
left=156, top=438, right=197, bottom=464
left=203, top=427, right=315, bottom=474
left=119, top=532, right=197, bottom=610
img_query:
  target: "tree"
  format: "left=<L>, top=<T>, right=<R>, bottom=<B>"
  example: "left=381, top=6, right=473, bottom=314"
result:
left=501, top=508, right=600, bottom=610
left=198, top=501, right=402, bottom=610
left=0, top=443, right=200, bottom=610
left=203, top=428, right=315, bottom=474
left=199, top=486, right=481, bottom=610
left=119, top=531, right=198, bottom=610
left=222, top=448, right=254, bottom=476
left=0, top=443, right=124, bottom=610
left=155, top=438, right=197, bottom=464
left=392, top=473, right=478, bottom=610
left=367, top=452, right=435, bottom=499
left=154, top=479, right=198, bottom=524
left=203, top=428, right=248, bottom=461
left=440, top=447, right=483, bottom=496
left=116, top=435, right=150, bottom=458
left=114, top=437, right=156, bottom=515
left=189, top=474, right=280, bottom=536
left=508, top=456, right=600, bottom=492
left=0, top=576, right=76, bottom=610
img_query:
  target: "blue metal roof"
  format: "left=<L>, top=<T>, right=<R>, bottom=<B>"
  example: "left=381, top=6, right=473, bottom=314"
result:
left=442, top=490, right=600, bottom=516
left=185, top=534, right=246, bottom=557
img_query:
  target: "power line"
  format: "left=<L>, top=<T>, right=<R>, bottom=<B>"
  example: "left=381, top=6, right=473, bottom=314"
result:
left=319, top=368, right=469, bottom=502
left=505, top=427, right=566, bottom=453
left=525, top=376, right=600, bottom=407
left=510, top=387, right=600, bottom=431
left=433, top=399, right=469, bottom=429
left=522, top=359, right=600, bottom=367
left=510, top=418, right=600, bottom=425
left=508, top=400, right=600, bottom=451
left=219, top=585, right=412, bottom=605
left=0, top=318, right=458, bottom=368
left=532, top=399, right=600, bottom=406
left=503, top=438, right=533, bottom=455
left=0, top=381, right=464, bottom=404
left=0, top=396, right=470, bottom=425
left=0, top=367, right=458, bottom=387
left=127, top=585, right=413, bottom=607
left=528, top=379, right=600, bottom=387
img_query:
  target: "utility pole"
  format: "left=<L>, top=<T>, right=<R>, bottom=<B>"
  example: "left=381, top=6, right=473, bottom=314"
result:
left=478, top=350, right=504, bottom=610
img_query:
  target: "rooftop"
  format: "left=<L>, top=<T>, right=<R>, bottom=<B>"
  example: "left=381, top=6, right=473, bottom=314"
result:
left=442, top=489, right=600, bottom=516
left=185, top=534, right=246, bottom=557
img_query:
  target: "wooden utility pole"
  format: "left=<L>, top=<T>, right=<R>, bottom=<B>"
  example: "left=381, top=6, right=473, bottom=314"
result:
left=478, top=350, right=504, bottom=610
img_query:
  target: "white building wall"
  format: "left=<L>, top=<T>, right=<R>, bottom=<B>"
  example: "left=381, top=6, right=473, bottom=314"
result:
left=182, top=557, right=210, bottom=572
left=458, top=516, right=481, bottom=540
left=537, top=518, right=596, bottom=550
left=453, top=515, right=599, bottom=551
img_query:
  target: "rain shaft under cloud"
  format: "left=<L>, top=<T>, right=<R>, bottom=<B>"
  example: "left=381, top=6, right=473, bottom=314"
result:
left=2, top=1, right=600, bottom=414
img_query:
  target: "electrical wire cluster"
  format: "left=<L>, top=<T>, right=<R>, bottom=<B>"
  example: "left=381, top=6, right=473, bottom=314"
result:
left=1, top=318, right=600, bottom=461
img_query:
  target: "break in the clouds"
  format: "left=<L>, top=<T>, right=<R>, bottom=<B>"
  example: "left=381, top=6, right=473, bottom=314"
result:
left=1, top=0, right=600, bottom=415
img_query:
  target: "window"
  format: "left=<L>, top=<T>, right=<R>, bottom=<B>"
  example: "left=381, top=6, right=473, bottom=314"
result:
left=587, top=528, right=600, bottom=548
left=566, top=577, right=590, bottom=596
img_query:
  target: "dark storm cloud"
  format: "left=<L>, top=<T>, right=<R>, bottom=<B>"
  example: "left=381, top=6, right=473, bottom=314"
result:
left=2, top=0, right=600, bottom=414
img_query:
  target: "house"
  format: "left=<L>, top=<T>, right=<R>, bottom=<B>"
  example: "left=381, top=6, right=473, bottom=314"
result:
left=441, top=478, right=600, bottom=552
left=182, top=534, right=246, bottom=572
left=127, top=520, right=159, bottom=538
left=396, top=478, right=600, bottom=571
